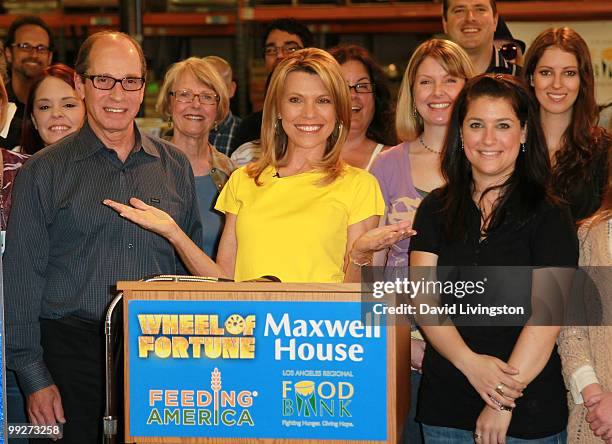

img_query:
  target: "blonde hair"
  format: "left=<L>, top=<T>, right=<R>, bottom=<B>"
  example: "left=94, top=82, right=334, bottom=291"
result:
left=396, top=39, right=475, bottom=141
left=0, top=76, right=7, bottom=132
left=156, top=57, right=229, bottom=124
left=247, top=48, right=351, bottom=186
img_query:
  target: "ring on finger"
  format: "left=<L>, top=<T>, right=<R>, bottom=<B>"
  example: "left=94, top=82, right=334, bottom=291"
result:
left=495, top=383, right=505, bottom=396
left=473, top=432, right=481, bottom=440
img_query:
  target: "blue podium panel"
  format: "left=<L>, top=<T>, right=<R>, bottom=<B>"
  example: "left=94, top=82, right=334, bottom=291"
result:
left=127, top=300, right=387, bottom=441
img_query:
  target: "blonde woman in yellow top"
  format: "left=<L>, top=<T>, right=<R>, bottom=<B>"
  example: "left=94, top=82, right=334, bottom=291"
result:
left=104, top=48, right=413, bottom=282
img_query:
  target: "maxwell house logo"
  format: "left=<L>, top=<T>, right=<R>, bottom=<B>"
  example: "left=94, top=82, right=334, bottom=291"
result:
left=281, top=380, right=353, bottom=418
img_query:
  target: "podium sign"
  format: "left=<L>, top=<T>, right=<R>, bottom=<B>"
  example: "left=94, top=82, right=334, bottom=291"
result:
left=121, top=282, right=410, bottom=443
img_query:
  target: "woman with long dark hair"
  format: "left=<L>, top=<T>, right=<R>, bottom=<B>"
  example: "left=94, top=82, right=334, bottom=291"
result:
left=411, top=74, right=578, bottom=443
left=523, top=27, right=610, bottom=221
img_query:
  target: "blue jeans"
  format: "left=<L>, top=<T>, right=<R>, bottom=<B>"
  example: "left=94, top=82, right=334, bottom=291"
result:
left=404, top=370, right=423, bottom=444
left=6, top=369, right=28, bottom=444
left=422, top=424, right=567, bottom=444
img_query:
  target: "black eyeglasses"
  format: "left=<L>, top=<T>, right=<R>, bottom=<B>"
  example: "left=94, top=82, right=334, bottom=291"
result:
left=264, top=43, right=302, bottom=57
left=12, top=42, right=51, bottom=54
left=81, top=74, right=145, bottom=91
left=347, top=82, right=375, bottom=94
left=500, top=43, right=518, bottom=62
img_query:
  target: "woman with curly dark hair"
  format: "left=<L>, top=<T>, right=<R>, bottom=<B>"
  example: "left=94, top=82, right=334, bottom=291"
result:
left=329, top=43, right=397, bottom=170
left=523, top=27, right=610, bottom=221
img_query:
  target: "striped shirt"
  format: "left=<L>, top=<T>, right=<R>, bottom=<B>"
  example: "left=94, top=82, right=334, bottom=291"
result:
left=4, top=121, right=203, bottom=394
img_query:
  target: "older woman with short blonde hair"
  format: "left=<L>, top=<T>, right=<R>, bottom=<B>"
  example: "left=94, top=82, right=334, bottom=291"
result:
left=156, top=57, right=235, bottom=258
left=104, top=48, right=414, bottom=283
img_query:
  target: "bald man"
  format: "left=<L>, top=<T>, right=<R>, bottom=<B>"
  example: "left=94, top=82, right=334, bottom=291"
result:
left=203, top=55, right=242, bottom=156
left=4, top=31, right=202, bottom=443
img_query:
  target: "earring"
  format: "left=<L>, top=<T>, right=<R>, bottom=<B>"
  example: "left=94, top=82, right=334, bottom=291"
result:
left=412, top=103, right=418, bottom=118
left=274, top=118, right=281, bottom=132
left=521, top=142, right=526, bottom=153
left=213, top=121, right=218, bottom=132
left=530, top=75, right=534, bottom=87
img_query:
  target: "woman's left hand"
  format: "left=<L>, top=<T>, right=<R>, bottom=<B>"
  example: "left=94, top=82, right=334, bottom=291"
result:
left=351, top=220, right=415, bottom=260
left=475, top=405, right=512, bottom=444
left=585, top=392, right=612, bottom=437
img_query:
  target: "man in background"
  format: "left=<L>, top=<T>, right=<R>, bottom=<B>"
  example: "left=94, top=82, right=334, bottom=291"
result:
left=204, top=55, right=242, bottom=156
left=231, top=18, right=314, bottom=151
left=3, top=16, right=53, bottom=148
left=442, top=0, right=519, bottom=75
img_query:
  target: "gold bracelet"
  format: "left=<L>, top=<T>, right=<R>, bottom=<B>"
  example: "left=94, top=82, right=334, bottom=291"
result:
left=350, top=252, right=372, bottom=267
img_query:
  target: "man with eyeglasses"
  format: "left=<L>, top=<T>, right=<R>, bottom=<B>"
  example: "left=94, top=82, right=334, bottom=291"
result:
left=2, top=16, right=53, bottom=149
left=442, top=0, right=520, bottom=76
left=4, top=31, right=202, bottom=443
left=230, top=18, right=314, bottom=153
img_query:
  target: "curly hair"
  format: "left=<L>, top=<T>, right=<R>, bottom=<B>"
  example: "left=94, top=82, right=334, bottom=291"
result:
left=328, top=43, right=397, bottom=146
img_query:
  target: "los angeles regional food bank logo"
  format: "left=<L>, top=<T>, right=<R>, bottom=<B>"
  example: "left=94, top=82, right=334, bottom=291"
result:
left=147, top=368, right=257, bottom=427
left=282, top=380, right=353, bottom=418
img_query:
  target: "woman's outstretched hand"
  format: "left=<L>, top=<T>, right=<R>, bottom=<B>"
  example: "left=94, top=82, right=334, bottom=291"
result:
left=103, top=197, right=179, bottom=239
left=352, top=220, right=416, bottom=260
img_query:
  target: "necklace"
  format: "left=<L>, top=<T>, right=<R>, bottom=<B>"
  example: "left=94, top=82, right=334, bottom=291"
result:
left=419, top=134, right=442, bottom=154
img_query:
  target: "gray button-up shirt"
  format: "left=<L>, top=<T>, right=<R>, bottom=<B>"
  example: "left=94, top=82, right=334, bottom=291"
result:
left=4, top=121, right=203, bottom=394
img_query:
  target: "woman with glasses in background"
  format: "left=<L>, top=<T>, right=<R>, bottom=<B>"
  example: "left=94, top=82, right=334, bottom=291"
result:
left=156, top=57, right=235, bottom=259
left=523, top=27, right=610, bottom=222
left=328, top=44, right=396, bottom=171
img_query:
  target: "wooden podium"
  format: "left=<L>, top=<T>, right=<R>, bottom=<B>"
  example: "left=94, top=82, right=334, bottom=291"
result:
left=119, top=281, right=410, bottom=444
